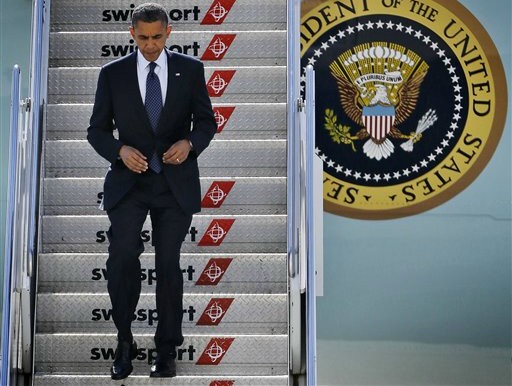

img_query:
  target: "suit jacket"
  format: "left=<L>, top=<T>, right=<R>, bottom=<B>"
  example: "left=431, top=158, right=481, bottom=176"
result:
left=87, top=49, right=216, bottom=214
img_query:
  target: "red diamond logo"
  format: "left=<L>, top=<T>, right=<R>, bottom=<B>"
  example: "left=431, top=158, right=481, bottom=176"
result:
left=202, top=181, right=235, bottom=208
left=201, top=34, right=237, bottom=61
left=207, top=70, right=236, bottom=97
left=196, top=338, right=235, bottom=365
left=196, top=258, right=233, bottom=285
left=210, top=381, right=235, bottom=386
left=197, top=298, right=234, bottom=326
left=198, top=219, right=235, bottom=246
left=201, top=0, right=237, bottom=25
left=213, top=106, right=236, bottom=133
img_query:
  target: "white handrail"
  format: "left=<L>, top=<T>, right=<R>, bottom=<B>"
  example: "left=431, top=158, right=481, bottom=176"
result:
left=27, top=0, right=47, bottom=280
left=305, top=65, right=318, bottom=386
left=287, top=0, right=301, bottom=279
left=22, top=0, right=50, bottom=374
left=287, top=0, right=304, bottom=377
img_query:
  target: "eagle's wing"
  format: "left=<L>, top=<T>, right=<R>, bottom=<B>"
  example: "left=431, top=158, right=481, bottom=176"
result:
left=333, top=73, right=363, bottom=126
left=395, top=70, right=427, bottom=125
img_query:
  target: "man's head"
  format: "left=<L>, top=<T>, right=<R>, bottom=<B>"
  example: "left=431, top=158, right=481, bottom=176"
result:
left=130, top=3, right=171, bottom=62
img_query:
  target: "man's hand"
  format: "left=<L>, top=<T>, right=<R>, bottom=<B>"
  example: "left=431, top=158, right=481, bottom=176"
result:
left=163, top=139, right=192, bottom=165
left=119, top=145, right=148, bottom=173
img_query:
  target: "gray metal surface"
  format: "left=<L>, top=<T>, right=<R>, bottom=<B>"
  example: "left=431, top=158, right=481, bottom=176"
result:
left=48, top=66, right=286, bottom=103
left=37, top=253, right=287, bottom=294
left=44, top=140, right=287, bottom=178
left=34, top=375, right=289, bottom=385
left=36, top=293, right=287, bottom=334
left=50, top=0, right=287, bottom=32
left=35, top=334, right=288, bottom=375
left=50, top=31, right=286, bottom=67
left=46, top=103, right=286, bottom=140
left=43, top=177, right=286, bottom=215
left=41, top=215, right=286, bottom=253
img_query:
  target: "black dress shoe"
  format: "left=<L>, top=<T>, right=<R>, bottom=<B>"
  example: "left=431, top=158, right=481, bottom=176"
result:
left=150, top=355, right=176, bottom=378
left=110, top=340, right=138, bottom=380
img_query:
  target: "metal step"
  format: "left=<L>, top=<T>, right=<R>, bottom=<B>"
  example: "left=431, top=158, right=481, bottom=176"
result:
left=44, top=140, right=286, bottom=178
left=35, top=334, right=288, bottom=375
left=43, top=177, right=286, bottom=215
left=50, top=0, right=287, bottom=32
left=34, top=374, right=289, bottom=385
left=46, top=102, right=286, bottom=140
left=48, top=66, right=286, bottom=103
left=36, top=293, right=287, bottom=334
left=41, top=215, right=286, bottom=253
left=50, top=31, right=286, bottom=67
left=37, top=253, right=287, bottom=294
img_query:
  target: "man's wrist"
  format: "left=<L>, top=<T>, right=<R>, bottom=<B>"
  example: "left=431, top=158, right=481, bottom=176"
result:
left=117, top=145, right=125, bottom=160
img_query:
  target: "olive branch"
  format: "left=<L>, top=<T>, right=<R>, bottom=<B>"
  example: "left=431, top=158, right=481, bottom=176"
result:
left=324, top=109, right=357, bottom=152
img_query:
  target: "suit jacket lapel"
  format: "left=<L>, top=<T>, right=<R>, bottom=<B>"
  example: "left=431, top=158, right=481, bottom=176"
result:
left=157, top=49, right=180, bottom=133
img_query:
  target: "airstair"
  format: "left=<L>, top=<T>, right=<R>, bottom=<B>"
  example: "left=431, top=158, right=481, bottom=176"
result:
left=1, top=0, right=319, bottom=385
left=35, top=0, right=288, bottom=384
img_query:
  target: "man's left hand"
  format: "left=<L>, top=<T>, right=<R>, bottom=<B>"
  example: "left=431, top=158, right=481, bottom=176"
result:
left=162, top=139, right=192, bottom=165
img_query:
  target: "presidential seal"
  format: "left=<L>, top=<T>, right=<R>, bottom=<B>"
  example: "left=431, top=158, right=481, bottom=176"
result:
left=301, top=0, right=507, bottom=219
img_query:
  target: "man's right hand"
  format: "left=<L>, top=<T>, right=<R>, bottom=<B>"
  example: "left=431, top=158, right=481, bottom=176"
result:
left=119, top=145, right=148, bottom=173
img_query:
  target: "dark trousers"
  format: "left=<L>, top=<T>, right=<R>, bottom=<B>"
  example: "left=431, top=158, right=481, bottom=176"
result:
left=105, top=170, right=192, bottom=358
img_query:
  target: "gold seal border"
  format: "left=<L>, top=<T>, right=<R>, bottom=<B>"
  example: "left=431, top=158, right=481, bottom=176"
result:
left=302, top=0, right=508, bottom=219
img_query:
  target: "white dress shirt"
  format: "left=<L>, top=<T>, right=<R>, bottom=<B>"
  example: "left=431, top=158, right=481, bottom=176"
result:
left=136, top=49, right=168, bottom=104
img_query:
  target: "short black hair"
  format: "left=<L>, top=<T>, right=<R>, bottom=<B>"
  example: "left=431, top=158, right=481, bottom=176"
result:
left=131, top=3, right=169, bottom=27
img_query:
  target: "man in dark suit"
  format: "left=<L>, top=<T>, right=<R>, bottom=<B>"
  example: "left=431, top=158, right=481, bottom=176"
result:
left=87, top=2, right=216, bottom=380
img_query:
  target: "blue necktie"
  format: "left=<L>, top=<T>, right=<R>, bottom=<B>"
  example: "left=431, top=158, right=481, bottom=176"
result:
left=145, top=62, right=163, bottom=173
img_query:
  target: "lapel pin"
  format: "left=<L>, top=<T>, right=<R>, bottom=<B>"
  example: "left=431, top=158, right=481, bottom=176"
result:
left=175, top=73, right=181, bottom=77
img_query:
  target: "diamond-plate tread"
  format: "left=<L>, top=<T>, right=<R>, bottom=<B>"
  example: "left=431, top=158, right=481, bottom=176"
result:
left=40, top=0, right=290, bottom=381
left=36, top=293, right=287, bottom=334
left=48, top=66, right=286, bottom=104
left=34, top=375, right=289, bottom=386
left=44, top=140, right=286, bottom=178
left=46, top=103, right=286, bottom=140
left=50, top=0, right=286, bottom=32
left=34, top=334, right=288, bottom=375
left=50, top=31, right=286, bottom=67
left=41, top=215, right=286, bottom=253
left=43, top=177, right=286, bottom=215
left=37, top=253, right=287, bottom=294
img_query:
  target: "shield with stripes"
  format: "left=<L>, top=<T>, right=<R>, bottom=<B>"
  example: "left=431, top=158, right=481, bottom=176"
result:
left=362, top=105, right=396, bottom=141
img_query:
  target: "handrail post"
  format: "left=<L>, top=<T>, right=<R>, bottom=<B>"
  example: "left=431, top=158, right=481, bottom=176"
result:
left=1, top=64, right=22, bottom=386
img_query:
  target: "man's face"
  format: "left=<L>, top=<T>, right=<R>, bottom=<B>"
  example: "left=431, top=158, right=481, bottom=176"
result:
left=130, top=20, right=171, bottom=62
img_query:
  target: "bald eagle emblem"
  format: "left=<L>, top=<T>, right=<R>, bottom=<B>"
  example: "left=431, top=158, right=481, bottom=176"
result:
left=326, top=42, right=438, bottom=160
